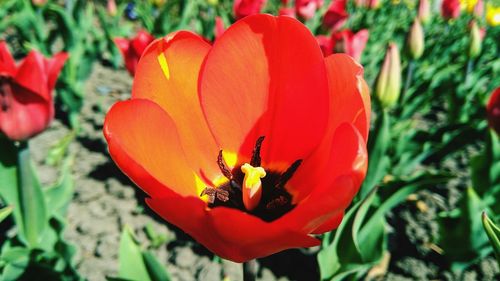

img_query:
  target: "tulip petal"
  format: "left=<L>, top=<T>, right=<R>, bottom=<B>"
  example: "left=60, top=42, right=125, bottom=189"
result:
left=103, top=99, right=199, bottom=197
left=15, top=51, right=49, bottom=101
left=280, top=123, right=367, bottom=233
left=288, top=54, right=370, bottom=201
left=0, top=84, right=51, bottom=141
left=147, top=195, right=320, bottom=262
left=114, top=38, right=130, bottom=56
left=132, top=32, right=220, bottom=182
left=0, top=41, right=16, bottom=76
left=200, top=14, right=329, bottom=166
left=45, top=52, right=68, bottom=93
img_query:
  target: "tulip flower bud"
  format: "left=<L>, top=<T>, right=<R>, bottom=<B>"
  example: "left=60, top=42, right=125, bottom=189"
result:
left=407, top=19, right=424, bottom=60
left=473, top=0, right=484, bottom=17
left=375, top=43, right=401, bottom=108
left=417, top=0, right=431, bottom=24
left=107, top=0, right=117, bottom=16
left=32, top=0, right=46, bottom=6
left=468, top=21, right=482, bottom=58
left=487, top=87, right=500, bottom=135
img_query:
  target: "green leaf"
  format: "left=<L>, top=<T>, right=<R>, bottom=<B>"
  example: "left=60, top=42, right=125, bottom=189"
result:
left=118, top=225, right=152, bottom=281
left=44, top=156, right=75, bottom=217
left=0, top=205, right=13, bottom=223
left=143, top=251, right=171, bottom=281
left=437, top=187, right=491, bottom=269
left=360, top=110, right=391, bottom=198
left=481, top=212, right=500, bottom=267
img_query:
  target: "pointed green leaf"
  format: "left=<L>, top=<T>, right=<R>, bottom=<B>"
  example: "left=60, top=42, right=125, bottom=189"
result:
left=0, top=206, right=13, bottom=223
left=143, top=251, right=171, bottom=281
left=119, top=225, right=152, bottom=281
left=481, top=212, right=500, bottom=266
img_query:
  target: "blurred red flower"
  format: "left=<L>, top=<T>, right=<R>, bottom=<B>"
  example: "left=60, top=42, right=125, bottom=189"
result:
left=322, top=0, right=348, bottom=31
left=114, top=30, right=155, bottom=76
left=295, top=0, right=323, bottom=20
left=441, top=0, right=461, bottom=19
left=233, top=0, right=266, bottom=20
left=0, top=42, right=67, bottom=141
left=317, top=35, right=334, bottom=56
left=104, top=15, right=370, bottom=262
left=487, top=87, right=500, bottom=135
left=332, top=29, right=369, bottom=62
left=214, top=17, right=226, bottom=40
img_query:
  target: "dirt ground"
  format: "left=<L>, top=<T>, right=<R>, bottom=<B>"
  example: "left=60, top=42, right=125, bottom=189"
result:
left=29, top=64, right=499, bottom=281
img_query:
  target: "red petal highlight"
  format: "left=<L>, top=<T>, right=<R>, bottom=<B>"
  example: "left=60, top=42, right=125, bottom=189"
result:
left=132, top=32, right=220, bottom=181
left=103, top=99, right=199, bottom=197
left=200, top=14, right=329, bottom=166
left=45, top=52, right=68, bottom=93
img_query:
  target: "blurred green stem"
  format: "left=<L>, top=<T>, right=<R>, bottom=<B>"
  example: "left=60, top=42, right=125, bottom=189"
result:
left=243, top=259, right=257, bottom=281
left=465, top=59, right=474, bottom=86
left=16, top=141, right=37, bottom=246
left=402, top=60, right=415, bottom=103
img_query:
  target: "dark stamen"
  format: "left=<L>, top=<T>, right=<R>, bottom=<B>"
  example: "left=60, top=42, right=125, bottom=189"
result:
left=217, top=150, right=233, bottom=180
left=250, top=136, right=265, bottom=167
left=201, top=187, right=229, bottom=204
left=276, top=159, right=303, bottom=188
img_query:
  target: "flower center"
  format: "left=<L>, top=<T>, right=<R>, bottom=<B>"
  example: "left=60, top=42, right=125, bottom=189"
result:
left=200, top=136, right=301, bottom=222
left=0, top=76, right=12, bottom=112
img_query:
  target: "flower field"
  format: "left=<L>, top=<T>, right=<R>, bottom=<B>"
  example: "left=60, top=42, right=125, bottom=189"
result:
left=0, top=0, right=499, bottom=281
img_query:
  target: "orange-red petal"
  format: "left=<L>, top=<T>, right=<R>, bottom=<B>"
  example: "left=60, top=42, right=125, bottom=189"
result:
left=289, top=54, right=370, bottom=201
left=132, top=31, right=220, bottom=182
left=103, top=99, right=199, bottom=197
left=199, top=14, right=329, bottom=166
left=147, top=195, right=320, bottom=262
left=280, top=123, right=368, bottom=233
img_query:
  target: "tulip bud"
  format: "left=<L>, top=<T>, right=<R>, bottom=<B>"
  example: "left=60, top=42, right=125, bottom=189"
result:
left=322, top=0, right=348, bottom=31
left=32, top=0, right=46, bottom=6
left=107, top=0, right=117, bottom=16
left=468, top=21, right=482, bottom=58
left=473, top=0, right=484, bottom=17
left=375, top=43, right=401, bottom=108
left=487, top=87, right=500, bottom=135
left=214, top=17, right=226, bottom=40
left=407, top=19, right=424, bottom=60
left=486, top=4, right=500, bottom=27
left=279, top=7, right=296, bottom=17
left=417, top=0, right=431, bottom=24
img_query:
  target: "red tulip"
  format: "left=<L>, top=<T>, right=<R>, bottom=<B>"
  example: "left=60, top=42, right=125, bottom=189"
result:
left=331, top=29, right=369, bottom=62
left=279, top=7, right=296, bottom=17
left=233, top=0, right=267, bottom=20
left=487, top=87, right=500, bottom=135
left=114, top=30, right=155, bottom=76
left=214, top=17, right=226, bottom=40
left=104, top=15, right=370, bottom=262
left=322, top=0, right=348, bottom=31
left=441, top=0, right=461, bottom=19
left=0, top=42, right=67, bottom=141
left=316, top=35, right=333, bottom=56
left=295, top=0, right=323, bottom=20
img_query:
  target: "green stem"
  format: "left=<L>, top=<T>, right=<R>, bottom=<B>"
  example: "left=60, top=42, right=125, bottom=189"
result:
left=16, top=141, right=45, bottom=247
left=243, top=259, right=258, bottom=281
left=402, top=60, right=415, bottom=103
left=465, top=59, right=474, bottom=86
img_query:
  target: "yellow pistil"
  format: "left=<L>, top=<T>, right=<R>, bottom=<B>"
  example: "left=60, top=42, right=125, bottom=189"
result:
left=241, top=163, right=266, bottom=211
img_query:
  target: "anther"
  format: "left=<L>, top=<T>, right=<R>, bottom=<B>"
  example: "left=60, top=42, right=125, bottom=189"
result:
left=250, top=136, right=265, bottom=167
left=276, top=159, right=302, bottom=188
left=200, top=187, right=229, bottom=204
left=217, top=150, right=233, bottom=180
